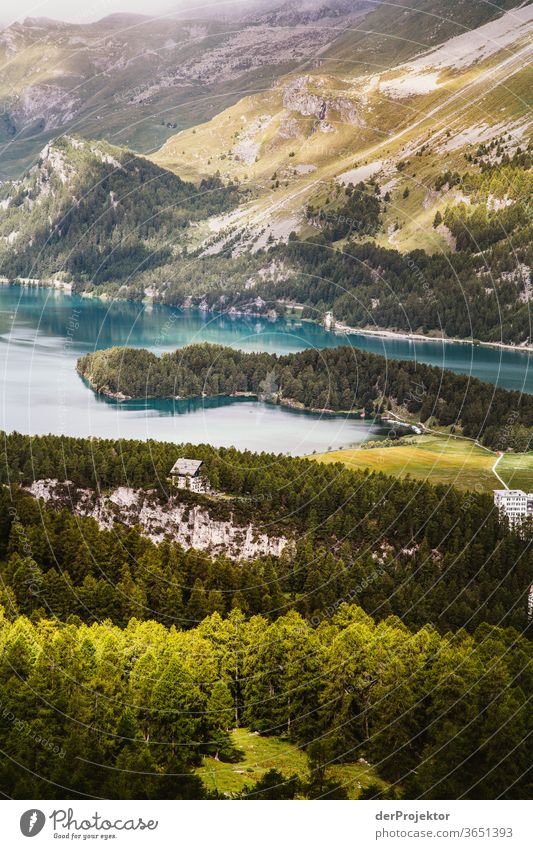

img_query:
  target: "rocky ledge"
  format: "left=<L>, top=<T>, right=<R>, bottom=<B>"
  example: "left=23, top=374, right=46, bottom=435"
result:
left=26, top=480, right=289, bottom=561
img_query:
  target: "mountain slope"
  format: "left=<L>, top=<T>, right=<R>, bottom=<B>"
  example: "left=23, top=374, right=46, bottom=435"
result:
left=0, top=135, right=239, bottom=285
left=0, top=2, right=374, bottom=177
left=1, top=1, right=524, bottom=178
left=0, top=3, right=530, bottom=345
left=152, top=1, right=532, bottom=254
left=149, top=3, right=533, bottom=346
left=323, top=0, right=528, bottom=73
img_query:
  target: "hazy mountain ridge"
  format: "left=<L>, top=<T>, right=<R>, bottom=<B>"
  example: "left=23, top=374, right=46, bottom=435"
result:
left=1, top=0, right=525, bottom=177
left=0, top=1, right=375, bottom=177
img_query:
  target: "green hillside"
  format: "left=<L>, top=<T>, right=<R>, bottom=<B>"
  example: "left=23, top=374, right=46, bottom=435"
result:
left=0, top=135, right=239, bottom=285
left=0, top=430, right=531, bottom=800
left=196, top=728, right=386, bottom=798
left=314, top=436, right=533, bottom=492
left=0, top=1, right=531, bottom=807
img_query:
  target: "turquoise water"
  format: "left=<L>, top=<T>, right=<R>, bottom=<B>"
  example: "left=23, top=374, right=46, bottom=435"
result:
left=0, top=285, right=530, bottom=453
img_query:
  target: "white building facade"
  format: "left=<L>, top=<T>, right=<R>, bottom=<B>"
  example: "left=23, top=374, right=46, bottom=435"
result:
left=493, top=489, right=533, bottom=524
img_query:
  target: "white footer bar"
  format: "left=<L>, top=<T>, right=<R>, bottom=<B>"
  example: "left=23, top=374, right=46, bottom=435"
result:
left=4, top=799, right=530, bottom=848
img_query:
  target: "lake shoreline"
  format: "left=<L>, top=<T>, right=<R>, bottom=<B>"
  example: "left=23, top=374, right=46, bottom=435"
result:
left=78, top=370, right=398, bottom=423
left=3, top=277, right=531, bottom=355
left=330, top=320, right=533, bottom=355
left=79, top=371, right=424, bottom=432
left=2, top=282, right=530, bottom=451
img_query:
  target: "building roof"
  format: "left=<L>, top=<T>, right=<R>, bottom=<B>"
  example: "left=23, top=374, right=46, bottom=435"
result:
left=170, top=458, right=203, bottom=476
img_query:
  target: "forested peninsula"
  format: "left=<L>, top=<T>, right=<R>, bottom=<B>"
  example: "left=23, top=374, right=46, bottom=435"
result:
left=77, top=343, right=533, bottom=449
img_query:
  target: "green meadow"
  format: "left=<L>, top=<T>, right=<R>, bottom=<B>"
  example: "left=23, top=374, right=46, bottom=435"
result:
left=313, top=436, right=533, bottom=493
left=196, top=728, right=384, bottom=798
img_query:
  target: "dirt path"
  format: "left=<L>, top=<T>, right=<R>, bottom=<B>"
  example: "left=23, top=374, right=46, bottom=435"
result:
left=492, top=452, right=508, bottom=489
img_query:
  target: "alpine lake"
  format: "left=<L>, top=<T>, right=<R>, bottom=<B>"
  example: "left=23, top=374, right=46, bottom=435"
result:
left=1, top=284, right=530, bottom=455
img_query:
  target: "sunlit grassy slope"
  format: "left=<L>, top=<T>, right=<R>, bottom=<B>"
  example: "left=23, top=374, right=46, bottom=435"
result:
left=498, top=452, right=533, bottom=492
left=152, top=4, right=532, bottom=254
left=312, top=436, right=533, bottom=493
left=196, top=728, right=385, bottom=798
left=0, top=14, right=329, bottom=178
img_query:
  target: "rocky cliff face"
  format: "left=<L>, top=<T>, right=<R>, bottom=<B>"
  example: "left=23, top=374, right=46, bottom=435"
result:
left=26, top=480, right=289, bottom=560
left=282, top=76, right=364, bottom=129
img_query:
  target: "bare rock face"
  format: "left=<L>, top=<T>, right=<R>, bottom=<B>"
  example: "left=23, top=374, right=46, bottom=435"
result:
left=10, top=85, right=80, bottom=133
left=282, top=76, right=326, bottom=118
left=26, top=480, right=289, bottom=561
left=232, top=115, right=274, bottom=164
left=282, top=76, right=364, bottom=129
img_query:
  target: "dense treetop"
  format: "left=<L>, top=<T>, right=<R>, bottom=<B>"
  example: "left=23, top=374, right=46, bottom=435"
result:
left=1, top=431, right=531, bottom=635
left=1, top=481, right=531, bottom=635
left=0, top=607, right=529, bottom=799
left=0, top=429, right=531, bottom=800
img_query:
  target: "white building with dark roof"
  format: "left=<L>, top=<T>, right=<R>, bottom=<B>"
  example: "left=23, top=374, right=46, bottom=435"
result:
left=170, top=458, right=208, bottom=493
left=494, top=489, right=533, bottom=525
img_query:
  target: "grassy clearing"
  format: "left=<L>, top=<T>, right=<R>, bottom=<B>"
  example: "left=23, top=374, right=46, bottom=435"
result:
left=195, top=728, right=383, bottom=798
left=498, top=452, right=533, bottom=491
left=312, top=435, right=533, bottom=493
